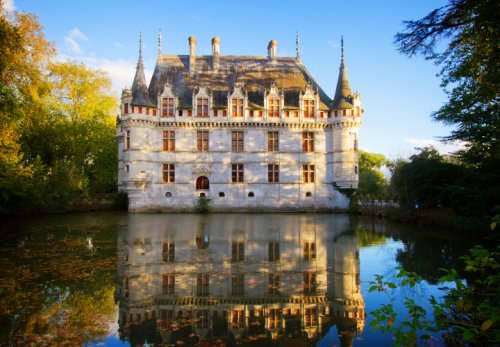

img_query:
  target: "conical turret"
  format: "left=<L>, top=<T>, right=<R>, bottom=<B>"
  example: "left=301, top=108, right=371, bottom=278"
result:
left=332, top=37, right=353, bottom=109
left=131, top=32, right=153, bottom=107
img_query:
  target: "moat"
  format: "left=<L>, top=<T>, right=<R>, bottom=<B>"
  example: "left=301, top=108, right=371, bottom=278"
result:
left=0, top=212, right=473, bottom=346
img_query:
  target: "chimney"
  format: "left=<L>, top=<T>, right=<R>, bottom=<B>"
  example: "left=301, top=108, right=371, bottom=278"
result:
left=212, top=36, right=220, bottom=71
left=267, top=40, right=277, bottom=61
left=189, top=36, right=196, bottom=75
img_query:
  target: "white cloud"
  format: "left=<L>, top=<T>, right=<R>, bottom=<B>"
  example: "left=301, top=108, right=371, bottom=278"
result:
left=114, top=41, right=124, bottom=48
left=64, top=27, right=89, bottom=54
left=58, top=54, right=152, bottom=97
left=328, top=40, right=340, bottom=49
left=404, top=138, right=465, bottom=155
left=2, top=0, right=16, bottom=13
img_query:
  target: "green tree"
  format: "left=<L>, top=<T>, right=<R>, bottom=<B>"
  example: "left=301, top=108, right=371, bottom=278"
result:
left=358, top=150, right=389, bottom=198
left=395, top=0, right=499, bottom=165
left=390, top=146, right=463, bottom=209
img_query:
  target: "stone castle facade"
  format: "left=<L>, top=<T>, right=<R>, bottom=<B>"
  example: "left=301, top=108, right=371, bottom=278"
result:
left=116, top=34, right=362, bottom=211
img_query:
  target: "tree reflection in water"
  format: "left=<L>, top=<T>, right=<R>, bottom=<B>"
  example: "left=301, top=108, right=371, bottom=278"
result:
left=116, top=214, right=365, bottom=347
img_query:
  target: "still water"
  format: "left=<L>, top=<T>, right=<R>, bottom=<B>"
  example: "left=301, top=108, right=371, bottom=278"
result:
left=0, top=213, right=471, bottom=346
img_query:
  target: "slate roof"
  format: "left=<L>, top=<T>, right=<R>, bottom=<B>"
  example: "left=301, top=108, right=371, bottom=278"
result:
left=146, top=55, right=333, bottom=110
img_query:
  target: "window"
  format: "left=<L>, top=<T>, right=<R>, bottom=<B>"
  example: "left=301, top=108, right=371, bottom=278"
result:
left=353, top=134, right=358, bottom=151
left=231, top=274, right=244, bottom=296
left=219, top=192, right=225, bottom=197
left=160, top=309, right=174, bottom=328
left=305, top=308, right=317, bottom=327
left=268, top=274, right=280, bottom=295
left=126, top=130, right=130, bottom=150
left=302, top=132, right=314, bottom=152
left=196, top=234, right=209, bottom=249
left=268, top=241, right=280, bottom=261
left=231, top=309, right=245, bottom=328
left=162, top=164, right=175, bottom=183
left=305, top=191, right=312, bottom=197
left=196, top=97, right=208, bottom=117
left=268, top=131, right=279, bottom=152
left=303, top=272, right=316, bottom=294
left=162, top=242, right=175, bottom=262
left=165, top=192, right=172, bottom=197
left=354, top=165, right=358, bottom=174
left=162, top=274, right=175, bottom=294
left=269, top=308, right=280, bottom=329
left=303, top=242, right=316, bottom=261
left=268, top=164, right=279, bottom=183
left=146, top=107, right=150, bottom=115
left=304, top=99, right=315, bottom=118
left=196, top=273, right=209, bottom=296
left=138, top=106, right=142, bottom=114
left=231, top=131, right=244, bottom=152
left=196, top=310, right=209, bottom=328
left=196, top=176, right=209, bottom=190
left=248, top=192, right=254, bottom=197
left=162, top=97, right=174, bottom=117
left=232, top=241, right=244, bottom=262
left=232, top=98, right=243, bottom=117
left=268, top=98, right=279, bottom=117
left=163, top=130, right=175, bottom=151
left=124, top=103, right=129, bottom=114
left=197, top=131, right=209, bottom=151
left=126, top=164, right=129, bottom=173
left=343, top=109, right=347, bottom=116
left=302, top=164, right=315, bottom=183
left=231, top=164, right=244, bottom=183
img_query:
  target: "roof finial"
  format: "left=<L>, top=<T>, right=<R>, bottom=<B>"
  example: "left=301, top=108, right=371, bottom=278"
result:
left=158, top=28, right=162, bottom=56
left=139, top=31, right=143, bottom=58
left=296, top=31, right=301, bottom=63
left=341, top=35, right=344, bottom=62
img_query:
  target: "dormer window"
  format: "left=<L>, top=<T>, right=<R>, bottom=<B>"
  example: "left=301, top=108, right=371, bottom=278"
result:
left=304, top=99, right=315, bottom=118
left=232, top=98, right=243, bottom=117
left=268, top=98, right=279, bottom=117
left=162, top=97, right=174, bottom=117
left=196, top=97, right=208, bottom=117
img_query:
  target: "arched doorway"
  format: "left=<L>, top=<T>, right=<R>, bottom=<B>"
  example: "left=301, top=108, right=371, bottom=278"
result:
left=196, top=176, right=209, bottom=190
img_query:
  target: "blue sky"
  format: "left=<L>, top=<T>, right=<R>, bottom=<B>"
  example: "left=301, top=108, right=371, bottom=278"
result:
left=9, top=0, right=461, bottom=159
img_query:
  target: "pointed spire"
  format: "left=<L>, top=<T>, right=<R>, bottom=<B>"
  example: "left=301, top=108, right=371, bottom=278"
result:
left=332, top=36, right=353, bottom=109
left=296, top=32, right=301, bottom=63
left=131, top=32, right=153, bottom=107
left=158, top=28, right=162, bottom=56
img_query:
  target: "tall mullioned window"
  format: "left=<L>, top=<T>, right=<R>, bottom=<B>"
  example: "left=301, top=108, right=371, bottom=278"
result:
left=197, top=131, right=209, bottom=151
left=231, top=131, right=244, bottom=152
left=268, top=241, right=280, bottom=261
left=232, top=241, right=244, bottom=262
left=196, top=97, right=208, bottom=117
left=268, top=274, right=280, bottom=295
left=163, top=131, right=175, bottom=151
left=302, top=164, right=315, bottom=183
left=303, top=272, right=316, bottom=294
left=232, top=164, right=244, bottom=183
left=162, top=97, right=174, bottom=117
left=162, top=242, right=175, bottom=262
left=302, top=132, right=314, bottom=152
left=268, top=98, right=279, bottom=117
left=268, top=131, right=279, bottom=152
left=162, top=164, right=175, bottom=183
left=125, top=130, right=130, bottom=150
left=303, top=241, right=316, bottom=261
left=196, top=273, right=209, bottom=296
left=304, top=99, right=315, bottom=118
left=162, top=274, right=175, bottom=294
left=232, top=98, right=243, bottom=117
left=268, top=164, right=279, bottom=183
left=231, top=274, right=244, bottom=296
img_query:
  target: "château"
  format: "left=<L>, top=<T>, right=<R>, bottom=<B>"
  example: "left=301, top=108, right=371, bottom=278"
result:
left=116, top=33, right=362, bottom=211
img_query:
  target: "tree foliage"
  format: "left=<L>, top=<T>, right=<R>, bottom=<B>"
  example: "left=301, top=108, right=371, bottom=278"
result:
left=358, top=150, right=389, bottom=198
left=395, top=0, right=499, bottom=164
left=0, top=5, right=118, bottom=215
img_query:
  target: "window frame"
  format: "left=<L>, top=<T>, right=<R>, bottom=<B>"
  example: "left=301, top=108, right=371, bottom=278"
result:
left=162, top=163, right=175, bottom=183
left=303, top=99, right=315, bottom=118
left=196, top=130, right=209, bottom=152
left=268, top=164, right=279, bottom=183
left=302, top=164, right=315, bottom=183
left=268, top=98, right=279, bottom=117
left=267, top=131, right=279, bottom=152
left=231, top=131, right=244, bottom=152
left=231, top=163, right=244, bottom=183
left=231, top=98, right=243, bottom=117
left=162, top=242, right=175, bottom=262
left=196, top=273, right=209, bottom=296
left=196, top=97, right=209, bottom=117
left=162, top=273, right=175, bottom=295
left=162, top=97, right=175, bottom=117
left=162, top=130, right=175, bottom=151
left=302, top=131, right=314, bottom=152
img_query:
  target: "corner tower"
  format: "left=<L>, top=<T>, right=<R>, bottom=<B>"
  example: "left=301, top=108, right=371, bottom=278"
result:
left=331, top=38, right=362, bottom=190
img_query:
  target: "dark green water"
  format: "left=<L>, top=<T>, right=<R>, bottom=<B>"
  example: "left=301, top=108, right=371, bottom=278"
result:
left=0, top=212, right=473, bottom=346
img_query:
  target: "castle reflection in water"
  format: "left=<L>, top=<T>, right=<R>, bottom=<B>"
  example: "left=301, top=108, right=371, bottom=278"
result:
left=115, top=214, right=365, bottom=346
